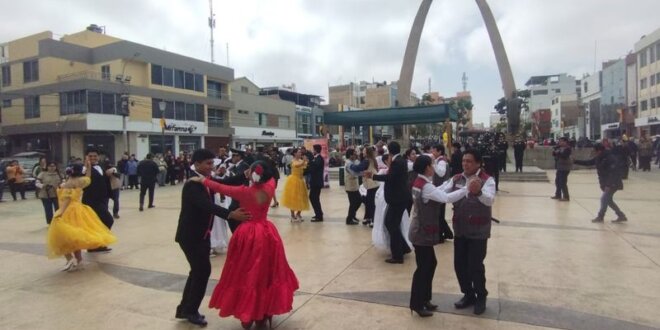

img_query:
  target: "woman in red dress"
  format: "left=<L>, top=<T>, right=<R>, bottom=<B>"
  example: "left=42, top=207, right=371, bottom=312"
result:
left=192, top=161, right=299, bottom=329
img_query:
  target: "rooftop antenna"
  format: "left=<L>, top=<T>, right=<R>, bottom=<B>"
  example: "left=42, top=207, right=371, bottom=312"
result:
left=462, top=72, right=468, bottom=91
left=208, top=0, right=216, bottom=63
left=428, top=77, right=431, bottom=94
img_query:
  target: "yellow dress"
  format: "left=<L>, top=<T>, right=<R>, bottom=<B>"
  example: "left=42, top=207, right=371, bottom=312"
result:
left=280, top=159, right=310, bottom=211
left=46, top=177, right=117, bottom=258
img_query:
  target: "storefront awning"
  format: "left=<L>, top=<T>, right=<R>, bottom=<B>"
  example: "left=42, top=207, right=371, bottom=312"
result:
left=323, top=104, right=456, bottom=127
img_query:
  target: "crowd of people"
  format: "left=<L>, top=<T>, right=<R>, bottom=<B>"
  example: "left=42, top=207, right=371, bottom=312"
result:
left=4, top=130, right=660, bottom=328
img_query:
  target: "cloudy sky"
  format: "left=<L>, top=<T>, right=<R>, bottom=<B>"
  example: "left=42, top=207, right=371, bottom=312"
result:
left=1, top=0, right=659, bottom=124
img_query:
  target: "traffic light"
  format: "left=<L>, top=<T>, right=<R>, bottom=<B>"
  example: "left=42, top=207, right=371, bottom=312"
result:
left=120, top=94, right=129, bottom=116
left=494, top=97, right=507, bottom=114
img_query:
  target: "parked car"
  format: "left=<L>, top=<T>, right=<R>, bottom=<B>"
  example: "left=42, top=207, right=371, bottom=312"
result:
left=0, top=151, right=46, bottom=191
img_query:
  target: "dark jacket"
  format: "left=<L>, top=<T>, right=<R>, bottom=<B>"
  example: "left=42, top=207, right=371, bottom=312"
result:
left=552, top=146, right=573, bottom=171
left=175, top=172, right=231, bottom=244
left=373, top=154, right=411, bottom=206
left=82, top=165, right=112, bottom=205
left=573, top=150, right=624, bottom=191
left=450, top=150, right=463, bottom=176
left=137, top=159, right=160, bottom=184
left=304, top=154, right=325, bottom=189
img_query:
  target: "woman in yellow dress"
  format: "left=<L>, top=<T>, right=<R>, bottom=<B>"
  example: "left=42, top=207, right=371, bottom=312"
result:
left=280, top=148, right=309, bottom=222
left=47, top=158, right=117, bottom=271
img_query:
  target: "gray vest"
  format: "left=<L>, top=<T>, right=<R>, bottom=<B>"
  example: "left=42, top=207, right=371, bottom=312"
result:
left=408, top=176, right=442, bottom=246
left=450, top=172, right=492, bottom=239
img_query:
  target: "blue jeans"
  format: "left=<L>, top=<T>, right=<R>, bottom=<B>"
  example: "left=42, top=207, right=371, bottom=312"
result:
left=41, top=198, right=59, bottom=225
left=598, top=188, right=624, bottom=219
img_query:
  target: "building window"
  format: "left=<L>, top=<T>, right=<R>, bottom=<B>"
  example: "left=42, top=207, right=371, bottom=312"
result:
left=241, top=86, right=249, bottom=93
left=208, top=108, right=227, bottom=127
left=23, top=60, right=39, bottom=83
left=639, top=49, right=647, bottom=67
left=151, top=64, right=163, bottom=85
left=237, top=109, right=249, bottom=114
left=184, top=72, right=194, bottom=90
left=60, top=90, right=89, bottom=115
left=641, top=100, right=648, bottom=111
left=207, top=81, right=224, bottom=98
left=194, top=74, right=204, bottom=92
left=174, top=69, right=184, bottom=89
left=651, top=44, right=656, bottom=63
left=533, top=89, right=548, bottom=95
left=2, top=99, right=11, bottom=107
left=24, top=96, right=40, bottom=119
left=652, top=74, right=657, bottom=86
left=256, top=113, right=267, bottom=127
left=297, top=113, right=311, bottom=134
left=1, top=65, right=10, bottom=86
left=278, top=116, right=289, bottom=129
left=554, top=89, right=561, bottom=93
left=151, top=98, right=205, bottom=122
left=640, top=78, right=647, bottom=90
left=656, top=43, right=660, bottom=63
left=101, top=65, right=111, bottom=80
left=651, top=98, right=657, bottom=109
left=583, top=82, right=588, bottom=93
left=163, top=67, right=174, bottom=87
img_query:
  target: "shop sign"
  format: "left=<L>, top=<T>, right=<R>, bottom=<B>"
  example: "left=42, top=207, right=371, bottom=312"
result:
left=164, top=123, right=197, bottom=134
left=262, top=130, right=275, bottom=136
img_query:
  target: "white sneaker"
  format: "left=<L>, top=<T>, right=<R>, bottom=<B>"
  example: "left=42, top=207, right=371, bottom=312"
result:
left=61, top=259, right=77, bottom=272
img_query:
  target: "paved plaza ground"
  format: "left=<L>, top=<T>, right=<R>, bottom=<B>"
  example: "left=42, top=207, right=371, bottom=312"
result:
left=1, top=167, right=659, bottom=330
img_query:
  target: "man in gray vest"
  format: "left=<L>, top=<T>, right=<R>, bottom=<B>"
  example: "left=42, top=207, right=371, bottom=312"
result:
left=436, top=149, right=496, bottom=315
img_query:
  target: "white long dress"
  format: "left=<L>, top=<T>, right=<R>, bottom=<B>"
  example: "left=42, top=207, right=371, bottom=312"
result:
left=209, top=159, right=231, bottom=253
left=371, top=169, right=413, bottom=254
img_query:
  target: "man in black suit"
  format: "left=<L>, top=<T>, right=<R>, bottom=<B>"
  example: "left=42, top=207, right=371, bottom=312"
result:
left=366, top=141, right=412, bottom=264
left=305, top=144, right=325, bottom=222
left=82, top=147, right=114, bottom=253
left=212, top=148, right=250, bottom=233
left=137, top=153, right=160, bottom=211
left=175, top=149, right=249, bottom=327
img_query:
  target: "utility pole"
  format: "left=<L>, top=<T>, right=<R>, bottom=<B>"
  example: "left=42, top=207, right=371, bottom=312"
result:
left=209, top=0, right=216, bottom=63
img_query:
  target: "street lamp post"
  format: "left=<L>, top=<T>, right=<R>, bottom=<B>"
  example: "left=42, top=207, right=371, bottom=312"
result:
left=159, top=101, right=167, bottom=154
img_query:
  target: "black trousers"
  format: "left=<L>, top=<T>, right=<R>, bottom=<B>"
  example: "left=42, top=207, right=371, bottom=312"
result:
left=9, top=181, right=25, bottom=200
left=514, top=152, right=524, bottom=172
left=364, top=187, right=378, bottom=220
left=139, top=181, right=156, bottom=207
left=226, top=200, right=241, bottom=233
left=554, top=170, right=570, bottom=199
left=128, top=175, right=139, bottom=189
left=167, top=168, right=177, bottom=184
left=178, top=240, right=211, bottom=316
left=454, top=237, right=488, bottom=298
left=438, top=204, right=453, bottom=240
left=111, top=189, right=120, bottom=216
left=309, top=186, right=323, bottom=219
left=346, top=190, right=362, bottom=221
left=41, top=197, right=59, bottom=225
left=410, top=245, right=437, bottom=309
left=385, top=203, right=410, bottom=260
left=88, top=199, right=114, bottom=229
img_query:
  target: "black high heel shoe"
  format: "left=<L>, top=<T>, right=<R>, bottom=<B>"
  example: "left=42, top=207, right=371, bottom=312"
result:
left=255, top=315, right=273, bottom=329
left=410, top=308, right=433, bottom=317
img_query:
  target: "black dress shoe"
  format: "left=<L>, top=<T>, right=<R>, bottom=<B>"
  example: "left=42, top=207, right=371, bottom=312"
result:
left=385, top=258, right=403, bottom=264
left=473, top=298, right=486, bottom=315
left=454, top=294, right=476, bottom=309
left=175, top=306, right=186, bottom=319
left=345, top=218, right=359, bottom=225
left=148, top=205, right=155, bottom=208
left=424, top=301, right=438, bottom=311
left=139, top=207, right=144, bottom=212
left=410, top=308, right=433, bottom=317
left=186, top=314, right=208, bottom=327
left=88, top=246, right=112, bottom=253
left=310, top=217, right=323, bottom=222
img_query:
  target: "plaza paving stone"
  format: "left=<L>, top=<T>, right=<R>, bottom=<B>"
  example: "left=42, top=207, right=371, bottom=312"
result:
left=0, top=168, right=659, bottom=329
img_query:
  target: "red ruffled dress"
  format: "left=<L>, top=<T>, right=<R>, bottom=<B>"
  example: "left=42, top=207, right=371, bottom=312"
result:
left=203, top=178, right=299, bottom=323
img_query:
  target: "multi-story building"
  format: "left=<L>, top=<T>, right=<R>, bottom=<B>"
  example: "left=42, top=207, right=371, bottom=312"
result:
left=634, top=27, right=660, bottom=136
left=525, top=74, right=581, bottom=113
left=626, top=53, right=638, bottom=136
left=0, top=26, right=233, bottom=163
left=580, top=72, right=601, bottom=139
left=600, top=59, right=629, bottom=139
left=550, top=94, right=583, bottom=139
left=259, top=86, right=324, bottom=141
left=229, top=78, right=297, bottom=149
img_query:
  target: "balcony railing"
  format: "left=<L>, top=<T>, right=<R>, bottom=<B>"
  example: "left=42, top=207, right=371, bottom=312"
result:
left=207, top=89, right=230, bottom=100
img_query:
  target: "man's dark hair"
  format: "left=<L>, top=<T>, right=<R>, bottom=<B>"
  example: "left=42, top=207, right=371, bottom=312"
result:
left=387, top=141, right=401, bottom=155
left=413, top=155, right=433, bottom=175
left=452, top=142, right=462, bottom=149
left=85, top=147, right=100, bottom=155
left=313, top=144, right=322, bottom=153
left=146, top=153, right=153, bottom=159
left=422, top=144, right=431, bottom=153
left=191, top=149, right=216, bottom=163
left=432, top=144, right=445, bottom=155
left=463, top=149, right=483, bottom=164
left=404, top=148, right=416, bottom=158
left=345, top=149, right=355, bottom=158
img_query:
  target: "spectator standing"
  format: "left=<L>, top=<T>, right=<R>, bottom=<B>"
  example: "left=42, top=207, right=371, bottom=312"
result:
left=551, top=137, right=572, bottom=201
left=36, top=162, right=62, bottom=224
